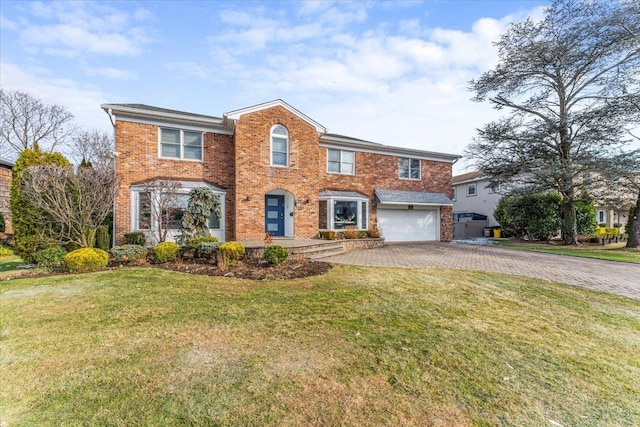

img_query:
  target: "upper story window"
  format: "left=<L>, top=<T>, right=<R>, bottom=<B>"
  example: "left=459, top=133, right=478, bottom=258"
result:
left=467, top=183, right=477, bottom=196
left=452, top=187, right=457, bottom=201
left=160, top=128, right=203, bottom=161
left=271, top=125, right=289, bottom=167
left=398, top=157, right=420, bottom=180
left=327, top=149, right=355, bottom=174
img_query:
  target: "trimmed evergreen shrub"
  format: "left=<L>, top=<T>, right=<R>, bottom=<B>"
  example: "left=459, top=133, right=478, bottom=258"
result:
left=124, top=231, right=146, bottom=246
left=151, top=242, right=179, bottom=263
left=0, top=212, right=5, bottom=233
left=109, top=244, right=148, bottom=264
left=64, top=248, right=109, bottom=273
left=357, top=230, right=368, bottom=239
left=34, top=247, right=67, bottom=269
left=195, top=242, right=221, bottom=259
left=495, top=193, right=562, bottom=241
left=187, top=235, right=219, bottom=251
left=218, top=242, right=245, bottom=263
left=263, top=245, right=288, bottom=264
left=95, top=225, right=110, bottom=251
left=575, top=193, right=598, bottom=236
left=0, top=246, right=14, bottom=256
left=10, top=146, right=70, bottom=262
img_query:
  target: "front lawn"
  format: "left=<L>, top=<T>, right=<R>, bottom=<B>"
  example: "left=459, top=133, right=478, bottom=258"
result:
left=1, top=266, right=639, bottom=426
left=496, top=240, right=640, bottom=263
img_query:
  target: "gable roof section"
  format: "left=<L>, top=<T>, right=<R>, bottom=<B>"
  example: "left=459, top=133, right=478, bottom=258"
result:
left=452, top=171, right=485, bottom=185
left=375, top=189, right=452, bottom=206
left=225, top=99, right=326, bottom=133
left=101, top=103, right=232, bottom=134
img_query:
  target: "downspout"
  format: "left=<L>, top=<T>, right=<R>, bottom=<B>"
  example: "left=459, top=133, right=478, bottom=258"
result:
left=105, top=108, right=117, bottom=248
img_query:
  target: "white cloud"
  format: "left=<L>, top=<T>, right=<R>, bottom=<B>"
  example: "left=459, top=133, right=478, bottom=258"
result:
left=0, top=13, right=18, bottom=31
left=16, top=2, right=153, bottom=57
left=82, top=66, right=137, bottom=80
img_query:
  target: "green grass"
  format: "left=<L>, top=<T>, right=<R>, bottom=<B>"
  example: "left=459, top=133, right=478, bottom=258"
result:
left=497, top=240, right=640, bottom=263
left=2, top=266, right=639, bottom=426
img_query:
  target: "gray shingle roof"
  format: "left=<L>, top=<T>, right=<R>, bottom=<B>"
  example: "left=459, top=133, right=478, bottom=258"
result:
left=375, top=189, right=452, bottom=205
left=104, top=104, right=223, bottom=120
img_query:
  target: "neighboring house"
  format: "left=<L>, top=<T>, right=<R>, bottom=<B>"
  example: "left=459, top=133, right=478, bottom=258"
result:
left=452, top=171, right=502, bottom=239
left=101, top=99, right=460, bottom=244
left=0, top=158, right=13, bottom=235
left=453, top=170, right=634, bottom=236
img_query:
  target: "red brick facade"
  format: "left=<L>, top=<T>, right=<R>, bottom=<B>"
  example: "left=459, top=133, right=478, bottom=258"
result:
left=108, top=101, right=456, bottom=243
left=0, top=164, right=12, bottom=234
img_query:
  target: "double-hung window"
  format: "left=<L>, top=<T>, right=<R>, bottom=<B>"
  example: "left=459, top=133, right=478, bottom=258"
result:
left=160, top=128, right=203, bottom=161
left=327, top=149, right=355, bottom=174
left=467, top=183, right=477, bottom=196
left=398, top=157, right=420, bottom=180
left=271, top=125, right=289, bottom=167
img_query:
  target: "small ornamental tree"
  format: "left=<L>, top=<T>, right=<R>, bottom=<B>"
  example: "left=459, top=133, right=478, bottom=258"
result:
left=178, top=188, right=221, bottom=245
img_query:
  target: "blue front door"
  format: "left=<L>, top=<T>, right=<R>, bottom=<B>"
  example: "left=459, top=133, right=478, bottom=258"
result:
left=265, top=195, right=285, bottom=236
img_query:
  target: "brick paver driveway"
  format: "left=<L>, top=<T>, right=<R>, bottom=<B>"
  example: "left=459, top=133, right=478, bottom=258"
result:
left=320, top=242, right=640, bottom=300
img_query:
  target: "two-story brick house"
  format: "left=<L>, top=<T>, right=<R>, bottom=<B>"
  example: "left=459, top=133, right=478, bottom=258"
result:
left=101, top=100, right=459, bottom=244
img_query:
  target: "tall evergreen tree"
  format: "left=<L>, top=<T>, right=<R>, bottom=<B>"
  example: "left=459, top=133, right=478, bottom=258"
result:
left=467, top=0, right=640, bottom=244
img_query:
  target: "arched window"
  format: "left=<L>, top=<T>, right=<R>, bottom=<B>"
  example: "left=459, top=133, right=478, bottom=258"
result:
left=270, top=125, right=289, bottom=167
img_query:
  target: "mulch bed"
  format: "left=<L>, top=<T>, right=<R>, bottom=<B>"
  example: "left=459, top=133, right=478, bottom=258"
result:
left=155, top=257, right=332, bottom=280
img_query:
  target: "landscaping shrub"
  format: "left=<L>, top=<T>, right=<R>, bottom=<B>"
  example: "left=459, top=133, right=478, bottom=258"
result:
left=124, top=231, right=146, bottom=246
left=34, top=247, right=67, bottom=269
left=187, top=235, right=219, bottom=251
left=0, top=212, right=5, bottom=233
left=218, top=242, right=245, bottom=266
left=109, top=244, right=148, bottom=264
left=263, top=245, right=289, bottom=264
left=495, top=193, right=562, bottom=241
left=64, top=248, right=109, bottom=273
left=342, top=226, right=359, bottom=239
left=0, top=245, right=14, bottom=256
left=95, top=225, right=110, bottom=251
left=10, top=146, right=70, bottom=262
left=357, top=230, right=368, bottom=239
left=366, top=227, right=381, bottom=238
left=178, top=188, right=221, bottom=245
left=65, top=242, right=81, bottom=253
left=575, top=193, right=598, bottom=236
left=319, top=231, right=337, bottom=240
left=625, top=205, right=636, bottom=235
left=14, top=236, right=47, bottom=264
left=150, top=242, right=179, bottom=264
left=195, top=242, right=221, bottom=259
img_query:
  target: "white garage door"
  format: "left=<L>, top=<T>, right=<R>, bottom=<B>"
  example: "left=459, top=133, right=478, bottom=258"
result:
left=377, top=208, right=438, bottom=242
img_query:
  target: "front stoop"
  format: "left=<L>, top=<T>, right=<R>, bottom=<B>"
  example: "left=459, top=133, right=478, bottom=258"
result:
left=290, top=242, right=346, bottom=260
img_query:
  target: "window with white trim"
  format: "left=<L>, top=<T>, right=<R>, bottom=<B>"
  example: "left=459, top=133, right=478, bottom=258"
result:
left=398, top=157, right=420, bottom=180
left=134, top=189, right=221, bottom=231
left=159, top=128, right=203, bottom=161
left=318, top=196, right=369, bottom=230
left=327, top=149, right=355, bottom=174
left=452, top=187, right=457, bottom=201
left=271, top=125, right=289, bottom=167
left=467, top=183, right=477, bottom=196
left=598, top=210, right=605, bottom=224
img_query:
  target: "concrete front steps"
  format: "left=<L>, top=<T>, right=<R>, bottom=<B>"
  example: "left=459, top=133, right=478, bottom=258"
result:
left=289, top=241, right=346, bottom=260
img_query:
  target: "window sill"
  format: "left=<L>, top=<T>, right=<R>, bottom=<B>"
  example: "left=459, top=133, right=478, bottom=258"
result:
left=158, top=156, right=203, bottom=163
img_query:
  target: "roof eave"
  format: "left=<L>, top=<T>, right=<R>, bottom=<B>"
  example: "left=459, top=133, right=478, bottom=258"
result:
left=320, top=138, right=460, bottom=163
left=101, top=104, right=229, bottom=131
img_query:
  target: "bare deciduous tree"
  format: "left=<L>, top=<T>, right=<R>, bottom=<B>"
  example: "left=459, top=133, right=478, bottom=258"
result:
left=21, top=164, right=119, bottom=247
left=139, top=179, right=183, bottom=244
left=70, top=129, right=114, bottom=167
left=0, top=89, right=75, bottom=158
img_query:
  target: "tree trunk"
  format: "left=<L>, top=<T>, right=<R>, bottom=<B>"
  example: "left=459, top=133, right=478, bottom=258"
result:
left=562, top=198, right=578, bottom=245
left=626, top=192, right=640, bottom=248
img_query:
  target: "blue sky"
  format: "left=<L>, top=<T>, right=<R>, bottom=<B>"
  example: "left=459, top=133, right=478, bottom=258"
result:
left=1, top=0, right=551, bottom=172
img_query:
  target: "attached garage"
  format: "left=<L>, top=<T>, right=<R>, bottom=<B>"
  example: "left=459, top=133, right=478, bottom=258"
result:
left=375, top=189, right=452, bottom=242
